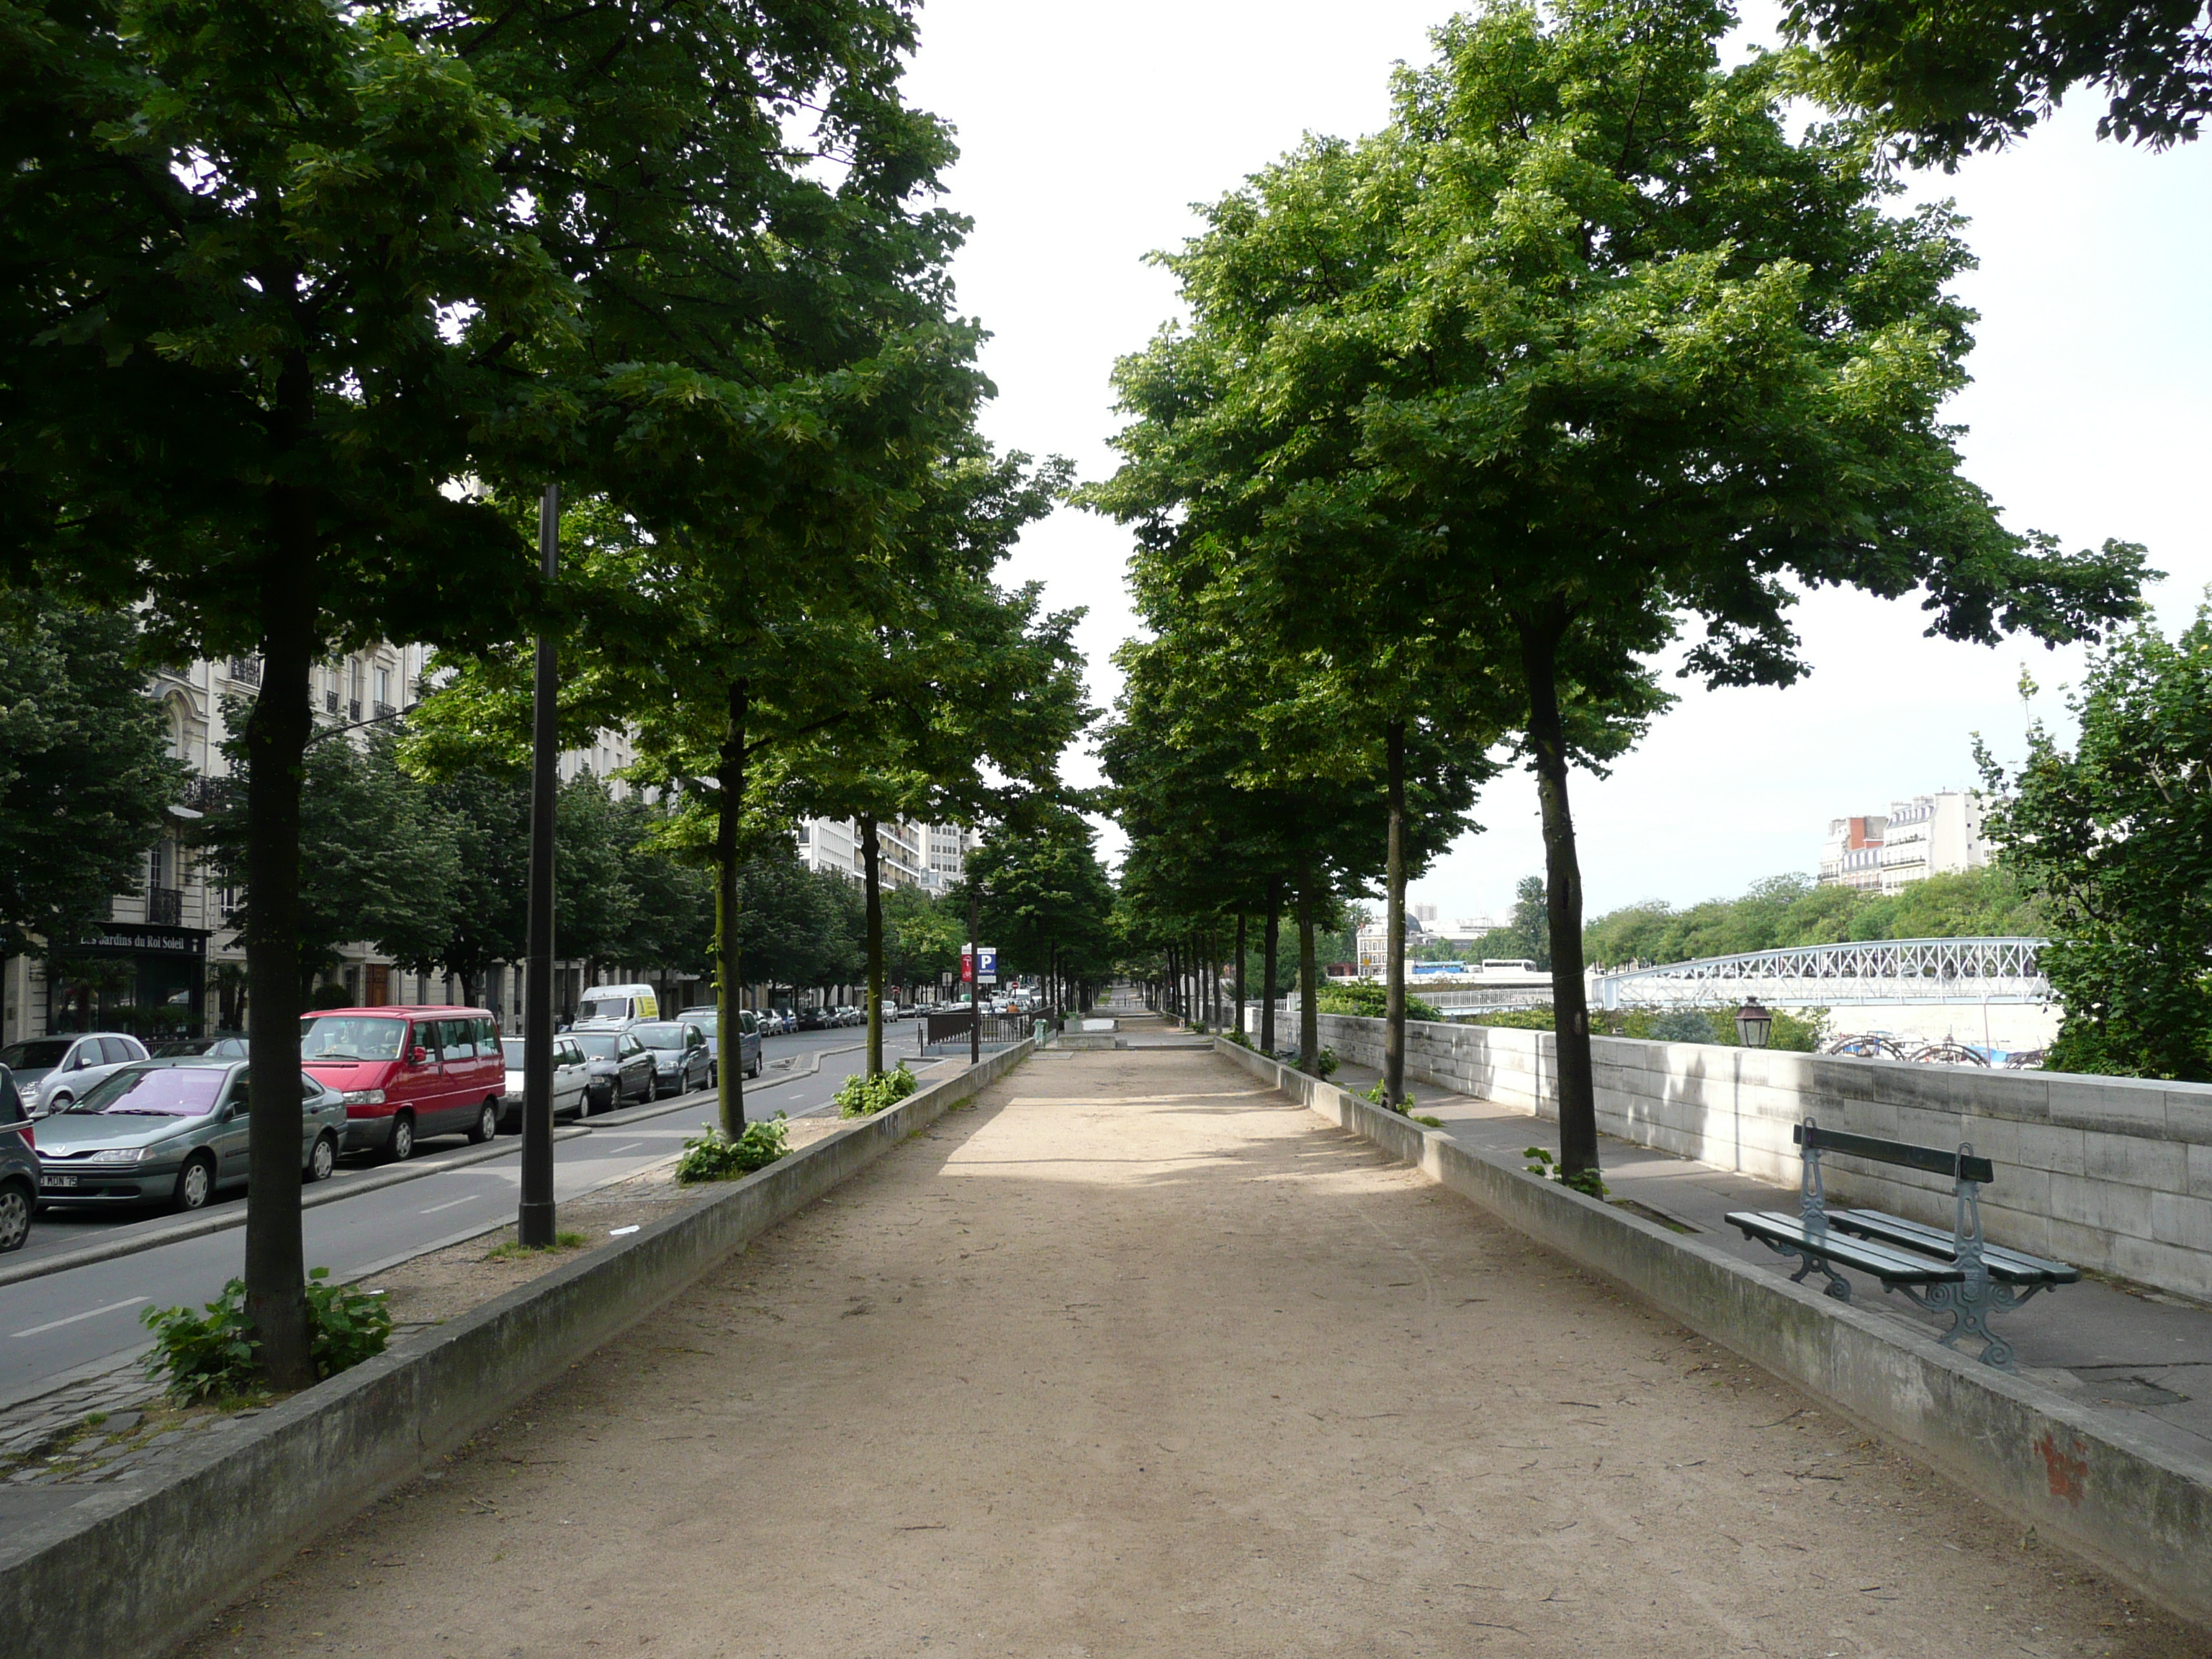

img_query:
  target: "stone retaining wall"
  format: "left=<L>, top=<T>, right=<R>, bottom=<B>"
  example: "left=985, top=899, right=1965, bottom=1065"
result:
left=1317, top=1014, right=2212, bottom=1300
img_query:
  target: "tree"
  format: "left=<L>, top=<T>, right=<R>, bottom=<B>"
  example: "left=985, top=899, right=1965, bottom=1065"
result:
left=202, top=724, right=462, bottom=990
left=1977, top=616, right=2212, bottom=1079
left=1107, top=0, right=2142, bottom=1190
left=787, top=443, right=1089, bottom=1074
left=1786, top=0, right=2212, bottom=161
left=0, top=595, right=182, bottom=963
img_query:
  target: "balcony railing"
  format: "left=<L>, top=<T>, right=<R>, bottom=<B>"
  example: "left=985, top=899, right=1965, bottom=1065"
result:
left=349, top=698, right=362, bottom=721
left=372, top=700, right=397, bottom=721
left=148, top=886, right=184, bottom=927
left=227, top=655, right=263, bottom=687
left=325, top=689, right=340, bottom=714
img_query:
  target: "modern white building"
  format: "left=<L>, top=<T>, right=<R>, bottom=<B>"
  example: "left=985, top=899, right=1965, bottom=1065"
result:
left=796, top=815, right=968, bottom=894
left=1817, top=792, right=1989, bottom=895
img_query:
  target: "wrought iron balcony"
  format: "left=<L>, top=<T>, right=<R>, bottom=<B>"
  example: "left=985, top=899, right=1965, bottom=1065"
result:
left=325, top=689, right=340, bottom=714
left=148, top=886, right=184, bottom=927
left=227, top=655, right=263, bottom=687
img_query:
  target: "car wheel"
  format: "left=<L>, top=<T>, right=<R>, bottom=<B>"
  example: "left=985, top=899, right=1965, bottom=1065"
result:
left=468, top=1100, right=496, bottom=1144
left=305, top=1131, right=338, bottom=1184
left=388, top=1114, right=415, bottom=1162
left=747, top=1053, right=761, bottom=1079
left=45, top=1093, right=73, bottom=1115
left=708, top=1062, right=718, bottom=1091
left=0, top=1182, right=30, bottom=1252
left=173, top=1154, right=215, bottom=1212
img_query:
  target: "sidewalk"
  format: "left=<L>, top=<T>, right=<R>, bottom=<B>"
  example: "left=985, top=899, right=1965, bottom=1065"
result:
left=181, top=1046, right=2196, bottom=1657
left=1327, top=1050, right=2212, bottom=1470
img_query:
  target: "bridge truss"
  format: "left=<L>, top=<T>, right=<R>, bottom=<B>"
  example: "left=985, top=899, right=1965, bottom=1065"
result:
left=1591, top=937, right=2051, bottom=1010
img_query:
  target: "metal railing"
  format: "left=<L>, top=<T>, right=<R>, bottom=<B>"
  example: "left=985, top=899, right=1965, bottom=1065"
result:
left=147, top=886, right=184, bottom=926
left=227, top=655, right=262, bottom=687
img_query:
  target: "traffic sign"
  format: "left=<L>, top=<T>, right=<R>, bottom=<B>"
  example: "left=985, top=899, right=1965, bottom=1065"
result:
left=961, top=945, right=999, bottom=986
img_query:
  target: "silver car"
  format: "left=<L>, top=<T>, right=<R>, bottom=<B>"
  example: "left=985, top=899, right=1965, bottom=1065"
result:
left=32, top=1058, right=349, bottom=1211
left=0, top=1032, right=153, bottom=1118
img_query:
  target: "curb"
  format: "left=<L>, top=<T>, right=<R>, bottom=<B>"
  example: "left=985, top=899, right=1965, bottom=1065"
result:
left=0, top=1040, right=1033, bottom=1659
left=1210, top=1035, right=2212, bottom=1630
left=0, top=1126, right=596, bottom=1292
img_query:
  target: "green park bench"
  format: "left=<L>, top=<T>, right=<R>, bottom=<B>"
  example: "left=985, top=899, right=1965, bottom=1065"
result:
left=1727, top=1120, right=2079, bottom=1372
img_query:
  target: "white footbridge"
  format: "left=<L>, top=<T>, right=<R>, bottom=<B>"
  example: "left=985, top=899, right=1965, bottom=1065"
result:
left=1589, top=937, right=2050, bottom=1011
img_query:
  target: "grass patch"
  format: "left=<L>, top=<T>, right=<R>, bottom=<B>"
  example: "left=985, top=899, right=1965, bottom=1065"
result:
left=484, top=1231, right=588, bottom=1261
left=1415, top=1114, right=1445, bottom=1128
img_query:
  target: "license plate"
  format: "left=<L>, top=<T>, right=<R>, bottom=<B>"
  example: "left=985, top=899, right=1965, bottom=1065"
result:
left=40, top=1174, right=78, bottom=1189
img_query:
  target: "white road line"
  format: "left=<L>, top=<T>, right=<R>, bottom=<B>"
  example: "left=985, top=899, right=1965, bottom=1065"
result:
left=12, top=1296, right=148, bottom=1339
left=418, top=1195, right=481, bottom=1215
left=604, top=1142, right=645, bottom=1155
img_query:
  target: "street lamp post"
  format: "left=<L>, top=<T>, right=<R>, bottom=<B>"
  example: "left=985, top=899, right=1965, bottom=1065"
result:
left=518, top=483, right=559, bottom=1248
left=1735, top=997, right=1773, bottom=1049
left=968, top=883, right=981, bottom=1068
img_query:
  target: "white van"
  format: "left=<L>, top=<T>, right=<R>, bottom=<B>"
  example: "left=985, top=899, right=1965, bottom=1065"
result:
left=576, top=984, right=660, bottom=1025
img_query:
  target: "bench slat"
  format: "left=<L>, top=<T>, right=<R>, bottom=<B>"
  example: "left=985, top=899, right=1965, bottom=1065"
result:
left=1725, top=1210, right=1964, bottom=1284
left=1794, top=1123, right=1995, bottom=1184
left=1828, top=1209, right=2082, bottom=1285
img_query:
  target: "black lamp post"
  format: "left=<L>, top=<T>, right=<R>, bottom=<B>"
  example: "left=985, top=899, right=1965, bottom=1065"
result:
left=1735, top=997, right=1773, bottom=1049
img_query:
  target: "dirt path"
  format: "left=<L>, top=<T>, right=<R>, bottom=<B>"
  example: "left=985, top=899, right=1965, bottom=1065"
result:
left=184, top=1047, right=2197, bottom=1658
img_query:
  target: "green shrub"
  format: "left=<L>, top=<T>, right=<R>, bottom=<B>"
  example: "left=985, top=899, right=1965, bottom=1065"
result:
left=304, top=1266, right=392, bottom=1378
left=1523, top=1146, right=1608, bottom=1199
left=676, top=1115, right=790, bottom=1182
left=1316, top=983, right=1444, bottom=1023
left=1414, top=1114, right=1445, bottom=1128
left=1313, top=1046, right=1339, bottom=1079
left=140, top=1266, right=392, bottom=1403
left=1359, top=1080, right=1416, bottom=1115
left=140, top=1280, right=257, bottom=1404
left=835, top=1062, right=920, bottom=1118
left=1466, top=1007, right=1557, bottom=1030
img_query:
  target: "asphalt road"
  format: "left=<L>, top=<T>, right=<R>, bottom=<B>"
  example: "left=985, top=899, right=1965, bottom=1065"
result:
left=0, top=1025, right=938, bottom=1410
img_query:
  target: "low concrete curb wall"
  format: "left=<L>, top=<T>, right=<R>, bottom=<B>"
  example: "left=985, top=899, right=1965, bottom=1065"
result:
left=1213, top=1035, right=2212, bottom=1628
left=1, top=1041, right=1035, bottom=1659
left=1314, top=1012, right=2212, bottom=1301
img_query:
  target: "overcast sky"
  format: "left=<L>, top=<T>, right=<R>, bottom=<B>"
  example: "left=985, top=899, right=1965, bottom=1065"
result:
left=900, top=1, right=2212, bottom=925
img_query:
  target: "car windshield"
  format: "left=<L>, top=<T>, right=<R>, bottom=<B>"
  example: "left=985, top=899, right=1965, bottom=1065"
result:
left=71, top=1066, right=226, bottom=1117
left=574, top=1034, right=619, bottom=1058
left=300, top=1016, right=407, bottom=1063
left=685, top=1015, right=717, bottom=1036
left=0, top=1038, right=73, bottom=1070
left=634, top=1025, right=685, bottom=1050
left=578, top=997, right=631, bottom=1022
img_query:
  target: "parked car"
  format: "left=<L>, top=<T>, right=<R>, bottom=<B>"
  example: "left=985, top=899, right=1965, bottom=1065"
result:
left=575, top=982, right=661, bottom=1025
left=675, top=1007, right=763, bottom=1083
left=495, top=1035, right=590, bottom=1133
left=631, top=1021, right=712, bottom=1097
left=795, top=1007, right=831, bottom=1032
left=0, top=1067, right=36, bottom=1251
left=300, top=1005, right=505, bottom=1161
left=147, top=1033, right=248, bottom=1059
left=32, top=1058, right=348, bottom=1211
left=570, top=1027, right=655, bottom=1112
left=837, top=1005, right=863, bottom=1028
left=0, top=1033, right=153, bottom=1118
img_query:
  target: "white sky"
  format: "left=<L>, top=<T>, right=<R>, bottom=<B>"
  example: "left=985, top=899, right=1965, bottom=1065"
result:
left=902, top=1, right=2212, bottom=922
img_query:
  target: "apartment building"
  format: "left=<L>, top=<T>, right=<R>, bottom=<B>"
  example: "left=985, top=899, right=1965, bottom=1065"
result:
left=795, top=815, right=959, bottom=892
left=1, top=647, right=639, bottom=1046
left=1816, top=792, right=1988, bottom=895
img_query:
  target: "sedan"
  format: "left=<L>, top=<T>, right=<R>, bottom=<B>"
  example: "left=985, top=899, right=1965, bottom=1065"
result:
left=631, top=1021, right=712, bottom=1097
left=570, top=1028, right=655, bottom=1112
left=675, top=1007, right=763, bottom=1084
left=1, top=1067, right=36, bottom=1251
left=33, top=1059, right=349, bottom=1211
left=1, top=1032, right=153, bottom=1118
left=495, top=1035, right=590, bottom=1133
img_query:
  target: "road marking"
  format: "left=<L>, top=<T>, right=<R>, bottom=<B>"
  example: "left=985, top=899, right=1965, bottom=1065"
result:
left=605, top=1142, right=645, bottom=1155
left=12, top=1296, right=148, bottom=1339
left=418, top=1195, right=481, bottom=1215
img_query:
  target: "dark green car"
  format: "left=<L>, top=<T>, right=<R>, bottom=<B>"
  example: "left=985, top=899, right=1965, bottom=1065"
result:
left=32, top=1058, right=349, bottom=1211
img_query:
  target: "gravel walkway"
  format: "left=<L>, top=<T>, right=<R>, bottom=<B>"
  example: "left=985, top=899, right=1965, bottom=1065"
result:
left=181, top=1046, right=2198, bottom=1658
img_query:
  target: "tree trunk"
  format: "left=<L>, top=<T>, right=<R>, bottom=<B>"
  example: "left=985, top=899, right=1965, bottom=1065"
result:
left=1297, top=883, right=1318, bottom=1074
left=242, top=428, right=317, bottom=1392
left=1261, top=882, right=1281, bottom=1055
left=860, top=815, right=884, bottom=1077
left=1233, top=912, right=1246, bottom=1038
left=1519, top=608, right=1597, bottom=1184
left=1385, top=718, right=1408, bottom=1107
left=714, top=680, right=749, bottom=1138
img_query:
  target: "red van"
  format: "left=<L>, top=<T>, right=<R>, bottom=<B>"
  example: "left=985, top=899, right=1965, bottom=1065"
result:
left=300, top=1006, right=505, bottom=1161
